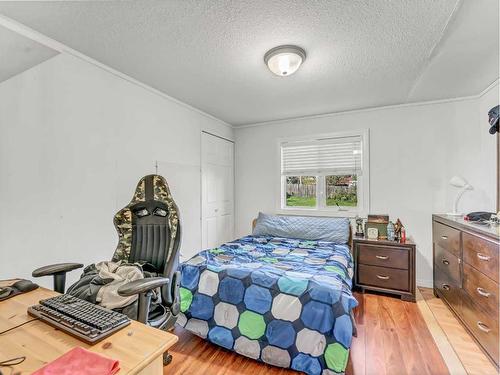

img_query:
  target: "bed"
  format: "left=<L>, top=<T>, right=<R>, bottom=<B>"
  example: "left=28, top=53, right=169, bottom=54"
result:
left=177, top=214, right=358, bottom=375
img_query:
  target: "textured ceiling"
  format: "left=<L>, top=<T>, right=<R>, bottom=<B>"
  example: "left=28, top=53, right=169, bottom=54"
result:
left=0, top=0, right=497, bottom=126
left=408, top=0, right=499, bottom=102
left=0, top=24, right=58, bottom=84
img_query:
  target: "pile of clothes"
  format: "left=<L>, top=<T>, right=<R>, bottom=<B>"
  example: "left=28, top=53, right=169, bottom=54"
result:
left=67, top=261, right=161, bottom=319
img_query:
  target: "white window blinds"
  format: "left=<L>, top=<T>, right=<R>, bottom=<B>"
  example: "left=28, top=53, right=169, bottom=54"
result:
left=281, top=136, right=362, bottom=176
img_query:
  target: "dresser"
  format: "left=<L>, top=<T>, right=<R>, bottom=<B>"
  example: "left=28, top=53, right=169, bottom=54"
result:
left=353, top=237, right=416, bottom=302
left=433, top=214, right=500, bottom=367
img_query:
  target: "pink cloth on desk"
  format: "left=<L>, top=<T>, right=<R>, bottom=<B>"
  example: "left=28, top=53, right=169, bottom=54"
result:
left=32, top=347, right=120, bottom=375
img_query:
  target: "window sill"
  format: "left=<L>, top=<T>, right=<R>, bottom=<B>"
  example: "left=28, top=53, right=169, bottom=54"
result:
left=277, top=207, right=362, bottom=218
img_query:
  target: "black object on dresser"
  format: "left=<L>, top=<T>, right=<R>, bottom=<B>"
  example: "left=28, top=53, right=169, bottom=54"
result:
left=353, top=237, right=416, bottom=302
left=433, top=214, right=500, bottom=367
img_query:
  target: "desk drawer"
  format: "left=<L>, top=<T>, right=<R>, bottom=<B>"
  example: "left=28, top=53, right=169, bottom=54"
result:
left=357, top=244, right=409, bottom=269
left=463, top=232, right=499, bottom=283
left=463, top=263, right=499, bottom=320
left=433, top=221, right=461, bottom=257
left=462, top=294, right=499, bottom=365
left=358, top=264, right=409, bottom=291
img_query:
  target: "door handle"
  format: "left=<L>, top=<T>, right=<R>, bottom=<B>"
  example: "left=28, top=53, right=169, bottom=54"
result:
left=442, top=284, right=450, bottom=291
left=441, top=235, right=448, bottom=240
left=477, top=321, right=491, bottom=333
left=375, top=255, right=389, bottom=260
left=441, top=258, right=450, bottom=265
left=476, top=287, right=491, bottom=298
left=376, top=275, right=390, bottom=280
left=477, top=253, right=491, bottom=261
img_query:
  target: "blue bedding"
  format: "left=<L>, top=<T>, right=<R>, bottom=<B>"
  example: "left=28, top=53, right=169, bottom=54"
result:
left=177, top=235, right=358, bottom=374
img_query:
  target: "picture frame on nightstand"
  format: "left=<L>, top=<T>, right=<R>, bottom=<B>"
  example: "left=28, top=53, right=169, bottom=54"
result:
left=367, top=227, right=378, bottom=240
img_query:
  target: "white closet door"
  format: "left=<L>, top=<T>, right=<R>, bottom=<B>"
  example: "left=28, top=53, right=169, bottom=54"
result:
left=201, top=132, right=234, bottom=249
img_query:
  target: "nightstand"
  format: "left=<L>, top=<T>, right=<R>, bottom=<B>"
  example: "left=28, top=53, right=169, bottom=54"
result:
left=353, top=237, right=416, bottom=302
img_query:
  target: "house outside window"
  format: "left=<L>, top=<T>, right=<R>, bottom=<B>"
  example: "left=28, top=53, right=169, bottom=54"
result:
left=279, top=130, right=369, bottom=216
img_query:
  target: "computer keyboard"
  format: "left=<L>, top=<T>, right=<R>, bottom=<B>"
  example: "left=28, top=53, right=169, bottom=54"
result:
left=28, top=294, right=130, bottom=344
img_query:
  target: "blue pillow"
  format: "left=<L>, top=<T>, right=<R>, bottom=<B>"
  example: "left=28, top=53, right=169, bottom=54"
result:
left=252, top=212, right=350, bottom=244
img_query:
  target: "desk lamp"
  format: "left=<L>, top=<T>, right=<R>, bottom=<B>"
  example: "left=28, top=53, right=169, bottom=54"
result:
left=448, top=176, right=473, bottom=217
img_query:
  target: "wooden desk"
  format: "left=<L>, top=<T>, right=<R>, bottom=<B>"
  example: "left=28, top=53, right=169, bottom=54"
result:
left=0, top=282, right=178, bottom=374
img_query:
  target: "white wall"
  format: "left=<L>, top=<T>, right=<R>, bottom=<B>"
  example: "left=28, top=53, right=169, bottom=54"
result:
left=0, top=53, right=233, bottom=287
left=235, top=84, right=498, bottom=287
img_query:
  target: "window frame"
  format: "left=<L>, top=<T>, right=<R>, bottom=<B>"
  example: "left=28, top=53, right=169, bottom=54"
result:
left=277, top=129, right=370, bottom=217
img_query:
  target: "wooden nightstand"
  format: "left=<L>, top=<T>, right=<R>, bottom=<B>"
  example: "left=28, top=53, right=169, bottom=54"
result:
left=353, top=237, right=416, bottom=302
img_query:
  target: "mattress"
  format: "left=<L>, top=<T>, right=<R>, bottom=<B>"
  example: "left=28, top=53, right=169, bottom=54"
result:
left=177, top=235, right=358, bottom=375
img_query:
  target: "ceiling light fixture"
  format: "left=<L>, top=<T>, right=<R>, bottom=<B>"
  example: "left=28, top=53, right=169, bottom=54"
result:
left=264, top=45, right=306, bottom=77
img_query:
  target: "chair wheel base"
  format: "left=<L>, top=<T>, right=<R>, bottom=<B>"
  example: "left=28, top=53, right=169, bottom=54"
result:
left=163, top=352, right=172, bottom=366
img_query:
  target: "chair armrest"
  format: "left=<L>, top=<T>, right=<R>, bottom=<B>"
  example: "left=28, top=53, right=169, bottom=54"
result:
left=117, top=277, right=170, bottom=297
left=32, top=263, right=83, bottom=277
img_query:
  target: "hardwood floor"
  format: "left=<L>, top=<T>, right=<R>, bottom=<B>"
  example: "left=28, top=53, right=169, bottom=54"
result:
left=166, top=291, right=449, bottom=375
left=418, top=287, right=497, bottom=375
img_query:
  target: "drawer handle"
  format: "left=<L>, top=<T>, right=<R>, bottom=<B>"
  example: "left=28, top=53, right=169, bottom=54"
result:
left=442, top=284, right=450, bottom=291
left=441, top=235, right=448, bottom=240
left=476, top=287, right=491, bottom=298
left=441, top=258, right=449, bottom=265
left=477, top=253, right=491, bottom=261
left=376, top=274, right=390, bottom=280
left=477, top=321, right=491, bottom=333
left=375, top=255, right=389, bottom=260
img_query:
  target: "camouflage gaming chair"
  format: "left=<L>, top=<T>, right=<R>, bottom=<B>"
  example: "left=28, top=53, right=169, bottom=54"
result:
left=32, top=175, right=182, bottom=363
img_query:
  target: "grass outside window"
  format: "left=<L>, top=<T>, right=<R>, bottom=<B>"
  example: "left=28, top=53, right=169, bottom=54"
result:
left=285, top=174, right=357, bottom=208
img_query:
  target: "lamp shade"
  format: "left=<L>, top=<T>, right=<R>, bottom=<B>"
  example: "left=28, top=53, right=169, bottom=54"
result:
left=449, top=176, right=471, bottom=189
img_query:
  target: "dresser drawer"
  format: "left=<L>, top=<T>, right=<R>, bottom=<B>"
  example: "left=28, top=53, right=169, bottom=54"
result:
left=463, top=263, right=499, bottom=319
left=433, top=221, right=461, bottom=257
left=463, top=232, right=499, bottom=283
left=434, top=265, right=461, bottom=314
left=462, top=294, right=499, bottom=365
left=357, top=243, right=409, bottom=269
left=358, top=264, right=409, bottom=291
left=434, top=244, right=460, bottom=283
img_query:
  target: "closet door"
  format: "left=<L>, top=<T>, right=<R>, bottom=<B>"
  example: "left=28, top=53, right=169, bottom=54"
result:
left=201, top=132, right=234, bottom=249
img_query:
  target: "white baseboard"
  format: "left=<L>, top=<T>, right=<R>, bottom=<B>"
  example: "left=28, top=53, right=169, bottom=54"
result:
left=417, top=278, right=433, bottom=288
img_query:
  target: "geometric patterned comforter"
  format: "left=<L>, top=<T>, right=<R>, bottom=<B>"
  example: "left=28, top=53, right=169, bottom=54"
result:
left=177, top=235, right=358, bottom=375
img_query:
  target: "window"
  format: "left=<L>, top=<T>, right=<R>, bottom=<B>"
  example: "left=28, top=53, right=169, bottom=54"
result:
left=285, top=176, right=317, bottom=207
left=280, top=130, right=369, bottom=215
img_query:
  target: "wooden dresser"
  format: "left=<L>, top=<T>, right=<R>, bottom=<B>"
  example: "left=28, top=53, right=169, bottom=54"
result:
left=353, top=237, right=416, bottom=302
left=433, top=214, right=500, bottom=367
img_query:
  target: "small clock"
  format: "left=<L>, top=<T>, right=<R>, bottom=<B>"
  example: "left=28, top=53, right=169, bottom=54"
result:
left=367, top=227, right=379, bottom=240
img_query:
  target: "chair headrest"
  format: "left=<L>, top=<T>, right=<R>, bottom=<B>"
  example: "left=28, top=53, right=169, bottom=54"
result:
left=129, top=174, right=175, bottom=204
left=112, top=174, right=180, bottom=262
